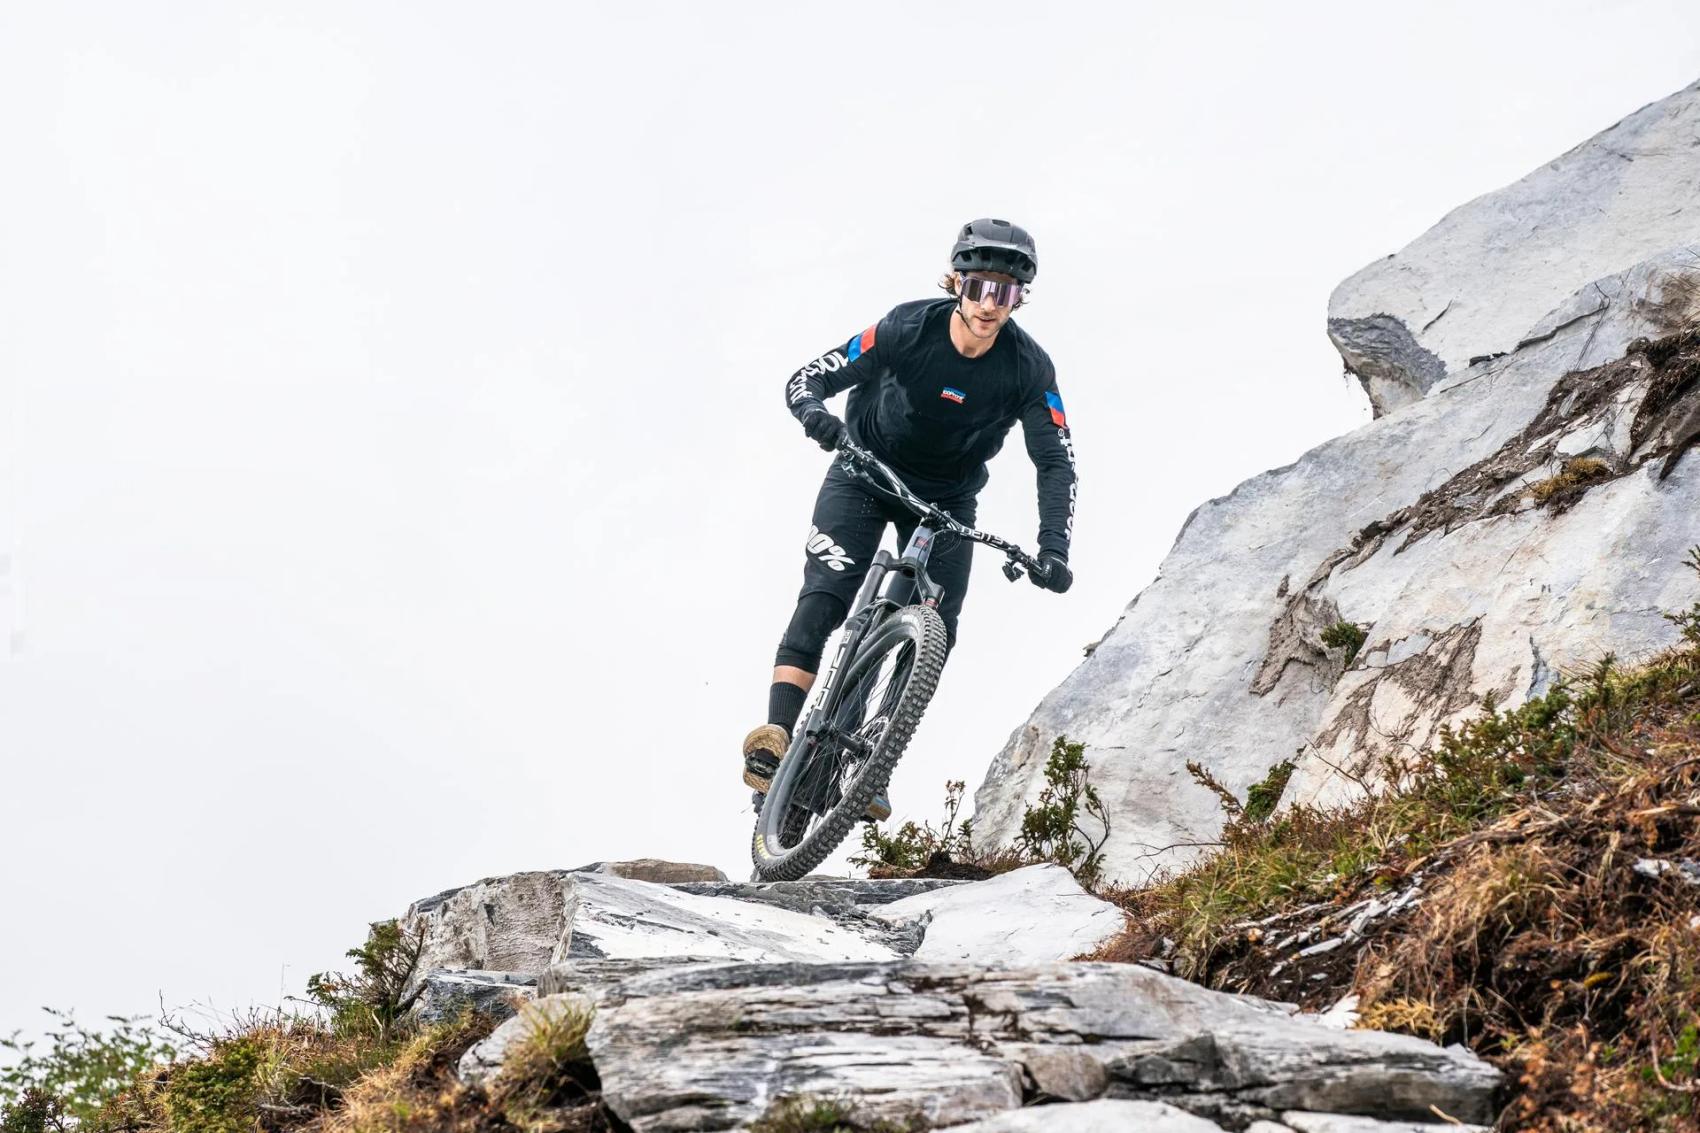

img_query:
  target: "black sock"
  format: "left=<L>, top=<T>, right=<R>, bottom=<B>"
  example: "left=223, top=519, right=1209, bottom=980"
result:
left=767, top=681, right=809, bottom=733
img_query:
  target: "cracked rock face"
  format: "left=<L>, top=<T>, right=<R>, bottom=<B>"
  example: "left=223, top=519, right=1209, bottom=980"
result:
left=581, top=961, right=1498, bottom=1132
left=404, top=864, right=1121, bottom=978
left=973, top=245, right=1700, bottom=882
left=1327, top=79, right=1700, bottom=415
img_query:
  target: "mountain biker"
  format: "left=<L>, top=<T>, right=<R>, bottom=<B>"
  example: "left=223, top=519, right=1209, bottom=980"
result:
left=742, top=218, right=1078, bottom=820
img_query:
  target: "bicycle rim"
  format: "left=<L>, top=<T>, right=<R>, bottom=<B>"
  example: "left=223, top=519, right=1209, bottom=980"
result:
left=751, top=605, right=947, bottom=881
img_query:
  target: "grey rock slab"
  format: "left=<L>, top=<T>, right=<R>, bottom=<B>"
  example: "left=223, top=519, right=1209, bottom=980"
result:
left=536, top=956, right=727, bottom=998
left=973, top=248, right=1700, bottom=884
left=1329, top=79, right=1700, bottom=413
left=405, top=869, right=902, bottom=976
left=868, top=864, right=1125, bottom=963
left=583, top=961, right=1497, bottom=1132
left=1112, top=1023, right=1499, bottom=1124
left=414, top=968, right=535, bottom=1025
left=1281, top=1113, right=1490, bottom=1133
left=569, top=858, right=729, bottom=883
left=670, top=876, right=965, bottom=913
left=558, top=872, right=901, bottom=963
left=458, top=992, right=593, bottom=1087
left=946, top=1099, right=1230, bottom=1132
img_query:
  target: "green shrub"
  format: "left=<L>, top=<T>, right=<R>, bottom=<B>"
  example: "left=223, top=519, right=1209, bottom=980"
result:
left=850, top=780, right=977, bottom=875
left=0, top=1089, right=64, bottom=1133
left=856, top=739, right=1111, bottom=888
left=1015, top=736, right=1110, bottom=889
left=0, top=1009, right=174, bottom=1127
left=1243, top=759, right=1296, bottom=823
left=306, top=920, right=425, bottom=1045
left=1320, top=620, right=1367, bottom=664
left=158, top=1034, right=267, bottom=1133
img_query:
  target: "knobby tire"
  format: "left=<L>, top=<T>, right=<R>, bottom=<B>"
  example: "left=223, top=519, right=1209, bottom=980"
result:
left=751, top=604, right=947, bottom=882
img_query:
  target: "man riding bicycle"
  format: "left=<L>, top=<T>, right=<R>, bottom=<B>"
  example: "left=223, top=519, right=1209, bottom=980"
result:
left=743, top=218, right=1078, bottom=820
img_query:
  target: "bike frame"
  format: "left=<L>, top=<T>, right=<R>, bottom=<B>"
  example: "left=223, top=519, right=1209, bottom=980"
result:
left=780, top=441, right=1045, bottom=817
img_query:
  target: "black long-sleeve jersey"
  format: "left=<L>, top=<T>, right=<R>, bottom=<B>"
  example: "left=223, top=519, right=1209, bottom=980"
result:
left=784, top=298, right=1077, bottom=559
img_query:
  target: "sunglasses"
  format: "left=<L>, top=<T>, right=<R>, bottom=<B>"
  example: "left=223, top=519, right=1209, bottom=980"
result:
left=960, top=276, right=1024, bottom=308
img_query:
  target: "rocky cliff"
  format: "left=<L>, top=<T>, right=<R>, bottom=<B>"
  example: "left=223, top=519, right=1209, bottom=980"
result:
left=1329, top=79, right=1700, bottom=416
left=972, top=79, right=1700, bottom=886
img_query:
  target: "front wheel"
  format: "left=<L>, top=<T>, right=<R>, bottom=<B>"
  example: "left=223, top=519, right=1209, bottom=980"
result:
left=751, top=604, right=947, bottom=881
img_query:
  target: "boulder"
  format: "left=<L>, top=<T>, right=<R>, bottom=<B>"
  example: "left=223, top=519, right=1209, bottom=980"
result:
left=973, top=246, right=1700, bottom=884
left=570, top=858, right=729, bottom=884
left=1328, top=79, right=1700, bottom=415
left=406, top=871, right=576, bottom=974
left=404, top=869, right=903, bottom=975
left=582, top=961, right=1498, bottom=1131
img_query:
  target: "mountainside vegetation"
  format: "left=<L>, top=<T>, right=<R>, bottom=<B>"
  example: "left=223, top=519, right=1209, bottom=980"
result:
left=6, top=569, right=1699, bottom=1132
left=1079, top=546, right=1700, bottom=1131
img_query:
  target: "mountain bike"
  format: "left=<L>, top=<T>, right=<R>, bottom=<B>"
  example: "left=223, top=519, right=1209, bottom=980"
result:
left=750, top=438, right=1051, bottom=882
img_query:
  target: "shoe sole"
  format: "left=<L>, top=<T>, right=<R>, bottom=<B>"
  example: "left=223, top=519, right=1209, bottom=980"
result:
left=743, top=767, right=774, bottom=793
left=865, top=798, right=891, bottom=822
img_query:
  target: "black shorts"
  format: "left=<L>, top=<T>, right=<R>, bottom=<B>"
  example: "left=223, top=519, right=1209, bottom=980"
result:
left=797, top=458, right=978, bottom=647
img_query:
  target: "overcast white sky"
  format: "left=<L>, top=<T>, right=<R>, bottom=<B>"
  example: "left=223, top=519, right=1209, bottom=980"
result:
left=2, top=1, right=1697, bottom=1047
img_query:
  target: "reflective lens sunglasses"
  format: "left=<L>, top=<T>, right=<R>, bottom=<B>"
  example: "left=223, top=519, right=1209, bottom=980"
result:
left=960, top=275, right=1024, bottom=308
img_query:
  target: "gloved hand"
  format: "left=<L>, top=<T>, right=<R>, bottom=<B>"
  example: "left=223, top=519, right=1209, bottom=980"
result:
left=1029, top=550, right=1072, bottom=594
left=800, top=407, right=847, bottom=452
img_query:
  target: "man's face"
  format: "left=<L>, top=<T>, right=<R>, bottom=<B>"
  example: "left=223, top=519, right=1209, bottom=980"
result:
left=958, top=271, right=1020, bottom=339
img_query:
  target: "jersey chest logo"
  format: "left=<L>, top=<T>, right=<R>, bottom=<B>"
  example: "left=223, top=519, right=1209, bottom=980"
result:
left=940, top=387, right=966, bottom=404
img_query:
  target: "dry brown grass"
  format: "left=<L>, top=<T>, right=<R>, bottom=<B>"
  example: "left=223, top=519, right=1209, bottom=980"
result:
left=1084, top=545, right=1700, bottom=1131
left=1526, top=456, right=1613, bottom=510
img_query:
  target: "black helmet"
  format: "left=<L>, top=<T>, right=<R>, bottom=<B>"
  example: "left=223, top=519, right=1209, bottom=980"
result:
left=950, top=218, right=1037, bottom=284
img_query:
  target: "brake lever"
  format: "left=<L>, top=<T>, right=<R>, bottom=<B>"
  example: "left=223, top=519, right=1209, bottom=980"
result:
left=1002, top=558, right=1022, bottom=582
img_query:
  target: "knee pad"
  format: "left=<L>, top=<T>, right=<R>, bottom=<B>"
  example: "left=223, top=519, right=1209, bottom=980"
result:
left=774, top=592, right=849, bottom=672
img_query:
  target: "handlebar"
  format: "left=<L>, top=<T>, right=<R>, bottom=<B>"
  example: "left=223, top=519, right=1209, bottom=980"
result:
left=833, top=438, right=1049, bottom=584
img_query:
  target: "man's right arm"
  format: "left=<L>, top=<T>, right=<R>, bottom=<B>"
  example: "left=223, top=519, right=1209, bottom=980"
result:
left=784, top=318, right=889, bottom=429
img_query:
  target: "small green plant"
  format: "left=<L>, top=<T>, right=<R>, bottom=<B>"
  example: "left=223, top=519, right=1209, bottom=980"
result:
left=1321, top=620, right=1367, bottom=664
left=1243, top=758, right=1296, bottom=823
left=0, top=1009, right=174, bottom=1127
left=306, top=919, right=426, bottom=1045
left=1016, top=736, right=1111, bottom=888
left=1643, top=1024, right=1700, bottom=1088
left=1666, top=546, right=1700, bottom=647
left=850, top=779, right=976, bottom=874
left=488, top=998, right=598, bottom=1122
left=748, top=1094, right=922, bottom=1133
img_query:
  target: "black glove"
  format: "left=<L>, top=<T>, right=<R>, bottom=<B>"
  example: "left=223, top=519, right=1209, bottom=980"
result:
left=1030, top=550, right=1072, bottom=594
left=800, top=407, right=847, bottom=452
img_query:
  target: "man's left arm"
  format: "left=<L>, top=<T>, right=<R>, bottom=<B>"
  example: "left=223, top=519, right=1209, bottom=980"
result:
left=1019, top=366, right=1077, bottom=586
